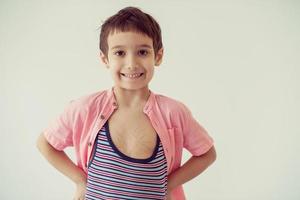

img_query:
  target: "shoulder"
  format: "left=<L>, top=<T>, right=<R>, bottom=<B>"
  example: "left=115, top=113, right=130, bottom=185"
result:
left=153, top=92, right=190, bottom=116
left=64, top=89, right=109, bottom=114
left=71, top=89, right=108, bottom=105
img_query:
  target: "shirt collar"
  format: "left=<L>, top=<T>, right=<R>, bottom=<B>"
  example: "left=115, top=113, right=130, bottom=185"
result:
left=107, top=86, right=155, bottom=113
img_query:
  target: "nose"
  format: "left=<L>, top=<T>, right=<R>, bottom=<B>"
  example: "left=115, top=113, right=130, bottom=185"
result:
left=125, top=53, right=138, bottom=70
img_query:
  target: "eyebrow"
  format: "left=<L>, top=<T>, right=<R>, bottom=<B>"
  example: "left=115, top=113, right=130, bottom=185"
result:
left=111, top=44, right=153, bottom=50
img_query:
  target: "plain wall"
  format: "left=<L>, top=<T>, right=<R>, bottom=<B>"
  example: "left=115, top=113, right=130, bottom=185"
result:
left=1, top=0, right=299, bottom=199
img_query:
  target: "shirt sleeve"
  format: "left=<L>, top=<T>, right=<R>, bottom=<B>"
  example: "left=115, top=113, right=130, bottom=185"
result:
left=43, top=100, right=77, bottom=151
left=180, top=103, right=214, bottom=156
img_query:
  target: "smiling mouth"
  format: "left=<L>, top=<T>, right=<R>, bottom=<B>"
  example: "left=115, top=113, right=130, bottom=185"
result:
left=120, top=73, right=144, bottom=78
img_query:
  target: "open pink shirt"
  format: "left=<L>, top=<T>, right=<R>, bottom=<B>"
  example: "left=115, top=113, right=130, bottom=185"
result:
left=44, top=87, right=214, bottom=200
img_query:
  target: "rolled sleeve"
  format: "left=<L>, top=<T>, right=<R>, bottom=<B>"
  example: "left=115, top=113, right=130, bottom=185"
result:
left=181, top=103, right=214, bottom=156
left=43, top=101, right=76, bottom=151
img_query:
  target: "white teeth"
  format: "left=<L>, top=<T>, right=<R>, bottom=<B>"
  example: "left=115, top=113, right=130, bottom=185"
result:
left=122, top=73, right=142, bottom=78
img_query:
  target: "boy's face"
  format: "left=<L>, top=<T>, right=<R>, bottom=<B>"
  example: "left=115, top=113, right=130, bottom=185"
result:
left=100, top=31, right=163, bottom=91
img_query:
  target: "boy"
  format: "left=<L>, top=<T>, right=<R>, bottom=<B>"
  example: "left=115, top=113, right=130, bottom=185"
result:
left=37, top=6, right=216, bottom=200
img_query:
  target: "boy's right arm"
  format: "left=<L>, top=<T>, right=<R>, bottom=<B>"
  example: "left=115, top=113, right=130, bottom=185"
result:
left=36, top=133, right=87, bottom=200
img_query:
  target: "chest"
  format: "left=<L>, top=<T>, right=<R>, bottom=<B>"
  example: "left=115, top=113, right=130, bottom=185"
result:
left=107, top=109, right=157, bottom=159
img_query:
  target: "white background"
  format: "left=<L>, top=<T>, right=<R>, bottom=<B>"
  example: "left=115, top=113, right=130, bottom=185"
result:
left=1, top=0, right=299, bottom=199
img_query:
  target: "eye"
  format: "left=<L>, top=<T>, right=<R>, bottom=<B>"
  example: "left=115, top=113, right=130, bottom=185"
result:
left=138, top=49, right=149, bottom=56
left=114, top=50, right=125, bottom=56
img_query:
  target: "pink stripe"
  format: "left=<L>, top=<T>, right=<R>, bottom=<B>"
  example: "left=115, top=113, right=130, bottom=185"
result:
left=91, top=160, right=166, bottom=176
left=86, top=190, right=119, bottom=200
left=96, top=152, right=165, bottom=168
left=88, top=168, right=166, bottom=185
left=88, top=176, right=165, bottom=192
left=87, top=184, right=163, bottom=199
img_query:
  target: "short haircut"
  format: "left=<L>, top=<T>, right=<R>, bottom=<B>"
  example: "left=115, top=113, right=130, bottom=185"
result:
left=99, top=7, right=163, bottom=57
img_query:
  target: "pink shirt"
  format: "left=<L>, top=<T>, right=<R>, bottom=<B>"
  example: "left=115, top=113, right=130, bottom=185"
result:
left=44, top=87, right=214, bottom=200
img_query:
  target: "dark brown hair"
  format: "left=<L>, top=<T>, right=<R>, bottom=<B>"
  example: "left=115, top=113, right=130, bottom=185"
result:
left=99, top=7, right=163, bottom=57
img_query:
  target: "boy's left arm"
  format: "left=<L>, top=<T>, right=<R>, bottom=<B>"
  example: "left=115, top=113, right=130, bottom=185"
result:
left=167, top=146, right=217, bottom=194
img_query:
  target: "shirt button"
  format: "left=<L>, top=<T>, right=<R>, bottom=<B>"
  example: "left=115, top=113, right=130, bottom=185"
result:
left=113, top=102, right=118, bottom=107
left=88, top=142, right=92, bottom=146
left=100, top=115, right=105, bottom=120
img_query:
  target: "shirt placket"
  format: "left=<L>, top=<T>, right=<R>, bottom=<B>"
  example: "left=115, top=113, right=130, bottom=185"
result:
left=85, top=101, right=118, bottom=169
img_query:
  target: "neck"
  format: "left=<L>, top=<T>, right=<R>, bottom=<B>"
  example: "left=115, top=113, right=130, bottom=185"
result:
left=112, top=86, right=150, bottom=109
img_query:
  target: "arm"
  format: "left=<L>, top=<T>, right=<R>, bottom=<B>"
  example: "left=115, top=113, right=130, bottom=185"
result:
left=36, top=133, right=87, bottom=200
left=167, top=146, right=217, bottom=194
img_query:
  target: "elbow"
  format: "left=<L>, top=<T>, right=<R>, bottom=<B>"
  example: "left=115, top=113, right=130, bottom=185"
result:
left=36, top=133, right=60, bottom=156
left=212, top=146, right=217, bottom=163
left=36, top=133, right=42, bottom=152
left=207, top=146, right=217, bottom=165
left=36, top=133, right=47, bottom=153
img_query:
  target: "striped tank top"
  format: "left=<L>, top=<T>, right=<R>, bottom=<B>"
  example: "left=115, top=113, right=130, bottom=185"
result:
left=85, top=121, right=168, bottom=200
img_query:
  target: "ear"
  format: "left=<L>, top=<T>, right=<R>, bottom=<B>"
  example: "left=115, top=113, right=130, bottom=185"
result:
left=100, top=51, right=109, bottom=68
left=155, top=48, right=164, bottom=66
